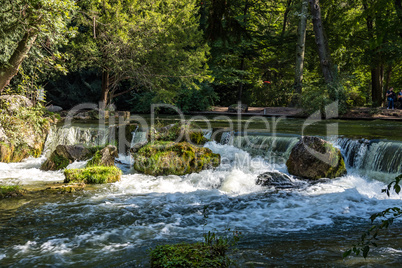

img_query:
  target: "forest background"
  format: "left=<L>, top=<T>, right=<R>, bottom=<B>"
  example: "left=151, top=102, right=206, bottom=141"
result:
left=1, top=0, right=402, bottom=115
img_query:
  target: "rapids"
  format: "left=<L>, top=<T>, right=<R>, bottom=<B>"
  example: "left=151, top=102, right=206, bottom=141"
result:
left=0, top=121, right=401, bottom=267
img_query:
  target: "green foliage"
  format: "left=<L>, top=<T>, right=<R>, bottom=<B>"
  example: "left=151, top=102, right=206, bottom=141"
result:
left=64, top=166, right=122, bottom=184
left=176, top=83, right=219, bottom=112
left=344, top=174, right=402, bottom=259
left=0, top=185, right=25, bottom=198
left=149, top=122, right=209, bottom=146
left=150, top=242, right=230, bottom=268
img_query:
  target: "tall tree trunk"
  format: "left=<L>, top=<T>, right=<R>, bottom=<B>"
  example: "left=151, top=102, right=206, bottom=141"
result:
left=371, top=66, right=384, bottom=106
left=363, top=0, right=383, bottom=106
left=294, top=0, right=309, bottom=93
left=0, top=30, right=38, bottom=93
left=395, top=0, right=402, bottom=37
left=309, top=0, right=336, bottom=84
left=237, top=0, right=249, bottom=102
left=101, top=71, right=110, bottom=107
left=282, top=0, right=293, bottom=36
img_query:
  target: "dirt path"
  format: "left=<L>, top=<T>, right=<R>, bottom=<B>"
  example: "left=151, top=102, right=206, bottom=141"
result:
left=194, top=106, right=402, bottom=121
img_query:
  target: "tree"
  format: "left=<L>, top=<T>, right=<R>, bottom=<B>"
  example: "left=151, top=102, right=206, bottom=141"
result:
left=69, top=0, right=209, bottom=107
left=0, top=0, right=77, bottom=93
left=294, top=0, right=309, bottom=93
left=308, top=0, right=336, bottom=84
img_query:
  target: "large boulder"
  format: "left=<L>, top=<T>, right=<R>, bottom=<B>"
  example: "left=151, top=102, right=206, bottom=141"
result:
left=64, top=166, right=122, bottom=184
left=0, top=100, right=51, bottom=163
left=256, top=171, right=295, bottom=189
left=86, top=145, right=118, bottom=167
left=41, top=145, right=93, bottom=171
left=133, top=141, right=220, bottom=176
left=0, top=95, right=33, bottom=114
left=286, top=136, right=347, bottom=180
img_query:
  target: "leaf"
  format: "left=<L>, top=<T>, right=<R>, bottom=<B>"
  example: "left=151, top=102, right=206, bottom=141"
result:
left=343, top=249, right=352, bottom=258
left=362, top=246, right=370, bottom=258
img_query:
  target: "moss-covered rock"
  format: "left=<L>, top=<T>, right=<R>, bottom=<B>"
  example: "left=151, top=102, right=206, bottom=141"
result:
left=286, top=136, right=347, bottom=180
left=64, top=166, right=122, bottom=184
left=86, top=145, right=118, bottom=167
left=133, top=141, right=220, bottom=176
left=149, top=121, right=209, bottom=145
left=0, top=97, right=53, bottom=163
left=150, top=242, right=230, bottom=268
left=0, top=185, right=25, bottom=198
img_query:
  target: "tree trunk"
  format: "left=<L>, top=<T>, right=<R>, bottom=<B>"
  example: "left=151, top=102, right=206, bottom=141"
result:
left=101, top=71, right=110, bottom=107
left=363, top=0, right=384, bottom=106
left=294, top=0, right=309, bottom=93
left=0, top=30, right=38, bottom=93
left=237, top=0, right=249, bottom=102
left=282, top=0, right=293, bottom=36
left=309, top=0, right=335, bottom=84
left=371, top=66, right=384, bottom=106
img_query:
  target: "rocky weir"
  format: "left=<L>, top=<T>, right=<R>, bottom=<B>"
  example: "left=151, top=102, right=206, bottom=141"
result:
left=0, top=118, right=401, bottom=267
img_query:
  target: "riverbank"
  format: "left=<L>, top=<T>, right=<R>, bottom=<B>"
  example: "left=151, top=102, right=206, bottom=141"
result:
left=192, top=106, right=402, bottom=121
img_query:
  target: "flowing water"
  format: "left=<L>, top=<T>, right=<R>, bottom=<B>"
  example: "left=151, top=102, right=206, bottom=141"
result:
left=0, top=118, right=401, bottom=267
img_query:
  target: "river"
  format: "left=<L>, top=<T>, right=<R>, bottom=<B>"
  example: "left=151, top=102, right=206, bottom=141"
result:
left=0, top=115, right=401, bottom=267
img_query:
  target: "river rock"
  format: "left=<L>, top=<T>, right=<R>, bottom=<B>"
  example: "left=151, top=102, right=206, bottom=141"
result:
left=41, top=145, right=93, bottom=171
left=286, top=136, right=347, bottom=180
left=133, top=141, right=220, bottom=176
left=0, top=124, right=7, bottom=143
left=64, top=166, right=122, bottom=184
left=228, top=104, right=248, bottom=113
left=256, top=171, right=295, bottom=188
left=46, top=105, right=63, bottom=113
left=0, top=95, right=33, bottom=114
left=86, top=145, right=118, bottom=167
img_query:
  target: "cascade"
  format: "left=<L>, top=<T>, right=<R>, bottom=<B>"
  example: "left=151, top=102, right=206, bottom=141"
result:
left=43, top=125, right=114, bottom=154
left=336, top=137, right=402, bottom=174
left=219, top=132, right=299, bottom=159
left=130, top=127, right=148, bottom=148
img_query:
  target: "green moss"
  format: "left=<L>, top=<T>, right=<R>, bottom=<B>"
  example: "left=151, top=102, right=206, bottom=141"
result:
left=64, top=166, right=122, bottom=184
left=86, top=150, right=102, bottom=167
left=150, top=242, right=230, bottom=268
left=149, top=122, right=209, bottom=145
left=134, top=141, right=220, bottom=176
left=0, top=185, right=25, bottom=198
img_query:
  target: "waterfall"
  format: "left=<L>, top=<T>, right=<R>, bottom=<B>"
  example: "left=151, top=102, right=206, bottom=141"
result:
left=219, top=132, right=299, bottom=160
left=336, top=138, right=402, bottom=174
left=43, top=125, right=114, bottom=155
left=130, top=127, right=148, bottom=148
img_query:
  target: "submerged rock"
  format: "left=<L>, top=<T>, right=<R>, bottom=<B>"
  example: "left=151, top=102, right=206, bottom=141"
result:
left=133, top=141, right=220, bottom=176
left=256, top=171, right=295, bottom=188
left=64, top=166, right=122, bottom=184
left=86, top=145, right=118, bottom=167
left=41, top=145, right=93, bottom=171
left=286, top=136, right=347, bottom=180
left=44, top=183, right=86, bottom=194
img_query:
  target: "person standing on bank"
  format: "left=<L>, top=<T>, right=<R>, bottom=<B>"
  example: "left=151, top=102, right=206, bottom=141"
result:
left=398, top=89, right=402, bottom=109
left=386, top=87, right=395, bottom=110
